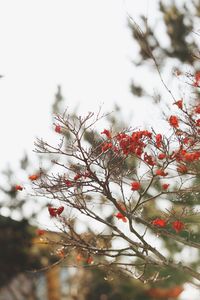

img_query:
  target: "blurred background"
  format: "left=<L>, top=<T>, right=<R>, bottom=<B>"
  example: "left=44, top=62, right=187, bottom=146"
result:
left=1, top=0, right=200, bottom=299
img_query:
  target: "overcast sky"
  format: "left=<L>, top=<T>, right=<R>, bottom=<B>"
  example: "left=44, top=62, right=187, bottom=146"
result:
left=0, top=0, right=163, bottom=169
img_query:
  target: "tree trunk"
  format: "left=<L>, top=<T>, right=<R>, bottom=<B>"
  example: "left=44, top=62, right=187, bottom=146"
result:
left=46, top=266, right=60, bottom=300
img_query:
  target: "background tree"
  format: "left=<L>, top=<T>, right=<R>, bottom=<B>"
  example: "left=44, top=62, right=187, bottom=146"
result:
left=0, top=85, right=68, bottom=223
left=0, top=87, right=69, bottom=294
left=127, top=2, right=200, bottom=297
left=129, top=0, right=200, bottom=101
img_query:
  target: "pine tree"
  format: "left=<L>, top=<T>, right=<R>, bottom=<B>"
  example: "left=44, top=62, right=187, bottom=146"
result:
left=129, top=0, right=200, bottom=100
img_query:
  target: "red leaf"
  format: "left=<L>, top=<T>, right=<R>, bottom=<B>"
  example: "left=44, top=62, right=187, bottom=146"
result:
left=55, top=124, right=61, bottom=133
left=162, top=183, right=170, bottom=190
left=15, top=185, right=23, bottom=191
left=115, top=212, right=127, bottom=223
left=169, top=115, right=179, bottom=128
left=57, top=206, right=64, bottom=215
left=29, top=174, right=39, bottom=181
left=173, top=99, right=183, bottom=109
left=172, top=220, right=184, bottom=233
left=101, top=129, right=112, bottom=139
left=152, top=218, right=166, bottom=228
left=131, top=181, right=141, bottom=191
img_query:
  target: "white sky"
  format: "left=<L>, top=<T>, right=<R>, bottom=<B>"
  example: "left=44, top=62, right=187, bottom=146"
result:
left=0, top=0, right=163, bottom=169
